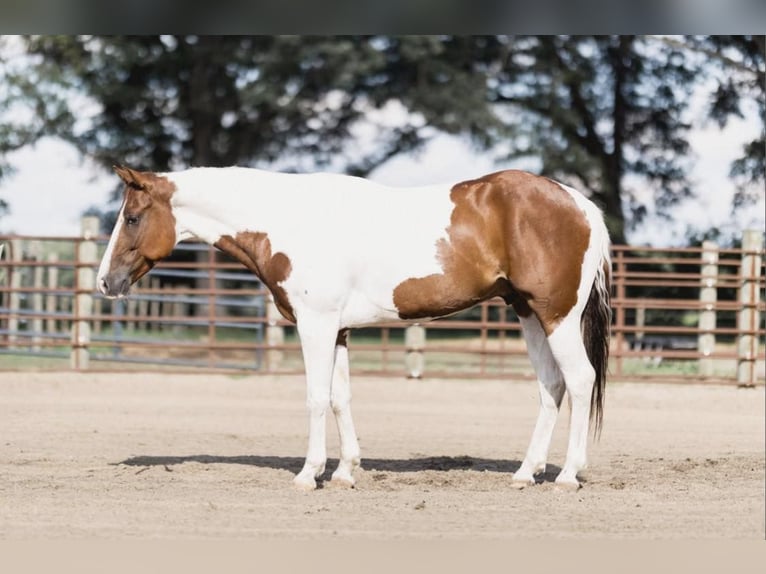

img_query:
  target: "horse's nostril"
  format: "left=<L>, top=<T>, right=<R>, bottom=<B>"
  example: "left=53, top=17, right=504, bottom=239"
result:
left=118, top=277, right=130, bottom=296
left=99, top=273, right=130, bottom=298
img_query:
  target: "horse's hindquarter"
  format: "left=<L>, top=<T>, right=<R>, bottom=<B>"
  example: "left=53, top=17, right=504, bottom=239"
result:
left=488, top=172, right=594, bottom=332
left=384, top=171, right=595, bottom=331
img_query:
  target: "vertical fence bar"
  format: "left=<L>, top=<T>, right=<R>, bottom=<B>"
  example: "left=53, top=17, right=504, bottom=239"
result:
left=0, top=238, right=4, bottom=334
left=737, top=229, right=764, bottom=387
left=112, top=300, right=124, bottom=358
left=30, top=242, right=44, bottom=351
left=498, top=304, right=507, bottom=373
left=126, top=298, right=137, bottom=332
left=613, top=248, right=626, bottom=377
left=479, top=301, right=488, bottom=375
left=207, top=245, right=217, bottom=368
left=380, top=327, right=390, bottom=373
left=149, top=277, right=161, bottom=331
left=137, top=277, right=148, bottom=331
left=699, top=240, right=718, bottom=377
left=71, top=217, right=99, bottom=369
left=45, top=253, right=59, bottom=334
left=7, top=239, right=22, bottom=348
left=405, top=323, right=425, bottom=379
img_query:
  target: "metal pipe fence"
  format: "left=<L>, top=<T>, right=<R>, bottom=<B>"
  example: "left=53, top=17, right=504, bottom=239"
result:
left=1, top=226, right=764, bottom=385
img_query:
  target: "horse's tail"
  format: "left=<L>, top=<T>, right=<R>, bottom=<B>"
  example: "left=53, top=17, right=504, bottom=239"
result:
left=581, top=222, right=612, bottom=439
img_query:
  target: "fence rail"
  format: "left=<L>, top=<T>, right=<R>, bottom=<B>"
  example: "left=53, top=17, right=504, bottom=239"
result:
left=1, top=223, right=764, bottom=385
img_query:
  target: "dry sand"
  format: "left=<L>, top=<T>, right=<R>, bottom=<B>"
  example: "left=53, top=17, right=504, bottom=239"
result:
left=0, top=372, right=763, bottom=539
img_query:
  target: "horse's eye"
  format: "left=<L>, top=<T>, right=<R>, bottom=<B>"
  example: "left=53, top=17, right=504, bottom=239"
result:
left=125, top=215, right=140, bottom=226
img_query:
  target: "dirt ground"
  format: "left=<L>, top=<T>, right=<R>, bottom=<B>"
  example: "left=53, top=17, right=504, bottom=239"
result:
left=0, top=371, right=763, bottom=539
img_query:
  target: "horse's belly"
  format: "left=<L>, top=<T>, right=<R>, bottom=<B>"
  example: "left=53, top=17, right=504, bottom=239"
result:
left=338, top=288, right=402, bottom=327
left=280, top=223, right=454, bottom=326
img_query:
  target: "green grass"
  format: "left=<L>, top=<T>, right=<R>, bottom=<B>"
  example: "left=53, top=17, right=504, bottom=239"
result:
left=619, top=358, right=700, bottom=376
left=1, top=325, right=750, bottom=381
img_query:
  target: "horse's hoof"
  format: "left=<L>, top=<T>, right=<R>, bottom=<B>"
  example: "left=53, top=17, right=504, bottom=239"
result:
left=293, top=473, right=317, bottom=492
left=330, top=467, right=356, bottom=487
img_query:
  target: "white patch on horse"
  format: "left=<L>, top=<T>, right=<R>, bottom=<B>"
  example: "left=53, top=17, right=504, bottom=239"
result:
left=165, top=168, right=456, bottom=328
left=96, top=200, right=126, bottom=296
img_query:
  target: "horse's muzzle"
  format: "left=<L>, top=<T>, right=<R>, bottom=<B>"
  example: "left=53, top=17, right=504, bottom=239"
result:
left=98, top=272, right=131, bottom=299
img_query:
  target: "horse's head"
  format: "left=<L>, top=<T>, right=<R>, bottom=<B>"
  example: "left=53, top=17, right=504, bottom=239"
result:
left=97, top=166, right=177, bottom=298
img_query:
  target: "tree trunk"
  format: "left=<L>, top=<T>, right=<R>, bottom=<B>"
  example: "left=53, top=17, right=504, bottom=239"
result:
left=602, top=35, right=633, bottom=246
left=601, top=164, right=627, bottom=245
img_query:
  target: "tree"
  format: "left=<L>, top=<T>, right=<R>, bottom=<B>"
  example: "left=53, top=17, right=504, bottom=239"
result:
left=684, top=35, right=765, bottom=208
left=11, top=35, right=503, bottom=225
left=361, top=36, right=763, bottom=244
left=19, top=36, right=387, bottom=171
left=489, top=36, right=704, bottom=244
left=6, top=35, right=763, bottom=244
left=0, top=36, right=74, bottom=220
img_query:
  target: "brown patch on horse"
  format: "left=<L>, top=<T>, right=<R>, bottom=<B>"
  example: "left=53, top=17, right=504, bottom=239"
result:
left=392, top=170, right=591, bottom=334
left=110, top=166, right=177, bottom=284
left=215, top=232, right=295, bottom=323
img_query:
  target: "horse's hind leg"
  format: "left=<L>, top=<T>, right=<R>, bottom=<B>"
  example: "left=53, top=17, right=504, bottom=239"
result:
left=512, top=314, right=565, bottom=488
left=329, top=329, right=361, bottom=487
left=545, top=314, right=597, bottom=490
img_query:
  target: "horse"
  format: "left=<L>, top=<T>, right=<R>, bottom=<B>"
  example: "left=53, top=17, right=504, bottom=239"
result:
left=97, top=165, right=611, bottom=491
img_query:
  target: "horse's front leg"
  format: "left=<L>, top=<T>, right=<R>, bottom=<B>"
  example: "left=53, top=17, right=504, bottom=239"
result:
left=329, top=329, right=361, bottom=487
left=293, top=310, right=341, bottom=491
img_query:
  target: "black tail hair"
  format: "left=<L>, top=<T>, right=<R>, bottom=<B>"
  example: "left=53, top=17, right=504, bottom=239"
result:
left=581, top=259, right=611, bottom=438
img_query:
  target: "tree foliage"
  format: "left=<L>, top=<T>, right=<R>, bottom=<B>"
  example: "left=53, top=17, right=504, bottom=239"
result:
left=0, top=36, right=75, bottom=218
left=490, top=35, right=701, bottom=243
left=1, top=35, right=763, bottom=244
left=684, top=35, right=765, bottom=208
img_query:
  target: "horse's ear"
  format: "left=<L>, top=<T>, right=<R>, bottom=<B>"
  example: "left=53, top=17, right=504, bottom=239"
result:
left=113, top=165, right=152, bottom=191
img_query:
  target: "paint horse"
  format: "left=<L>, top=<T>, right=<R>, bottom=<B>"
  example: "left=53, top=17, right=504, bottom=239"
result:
left=97, top=166, right=611, bottom=491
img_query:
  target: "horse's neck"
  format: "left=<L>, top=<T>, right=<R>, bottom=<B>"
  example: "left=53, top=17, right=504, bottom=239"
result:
left=169, top=167, right=430, bottom=247
left=170, top=168, right=272, bottom=245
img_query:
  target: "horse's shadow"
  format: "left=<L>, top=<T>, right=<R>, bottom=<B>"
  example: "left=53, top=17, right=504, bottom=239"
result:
left=115, top=454, right=564, bottom=483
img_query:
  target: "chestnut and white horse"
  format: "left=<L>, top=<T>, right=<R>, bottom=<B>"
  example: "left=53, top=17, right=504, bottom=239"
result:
left=97, top=166, right=611, bottom=490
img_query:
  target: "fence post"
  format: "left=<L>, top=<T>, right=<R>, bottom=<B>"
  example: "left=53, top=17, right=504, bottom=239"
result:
left=45, top=253, right=59, bottom=334
left=737, top=229, right=763, bottom=388
left=71, top=216, right=99, bottom=369
left=149, top=277, right=161, bottom=331
left=613, top=248, right=626, bottom=377
left=30, top=241, right=44, bottom=351
left=7, top=239, right=23, bottom=348
left=699, top=240, right=718, bottom=377
left=405, top=324, right=426, bottom=378
left=265, top=298, right=284, bottom=371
